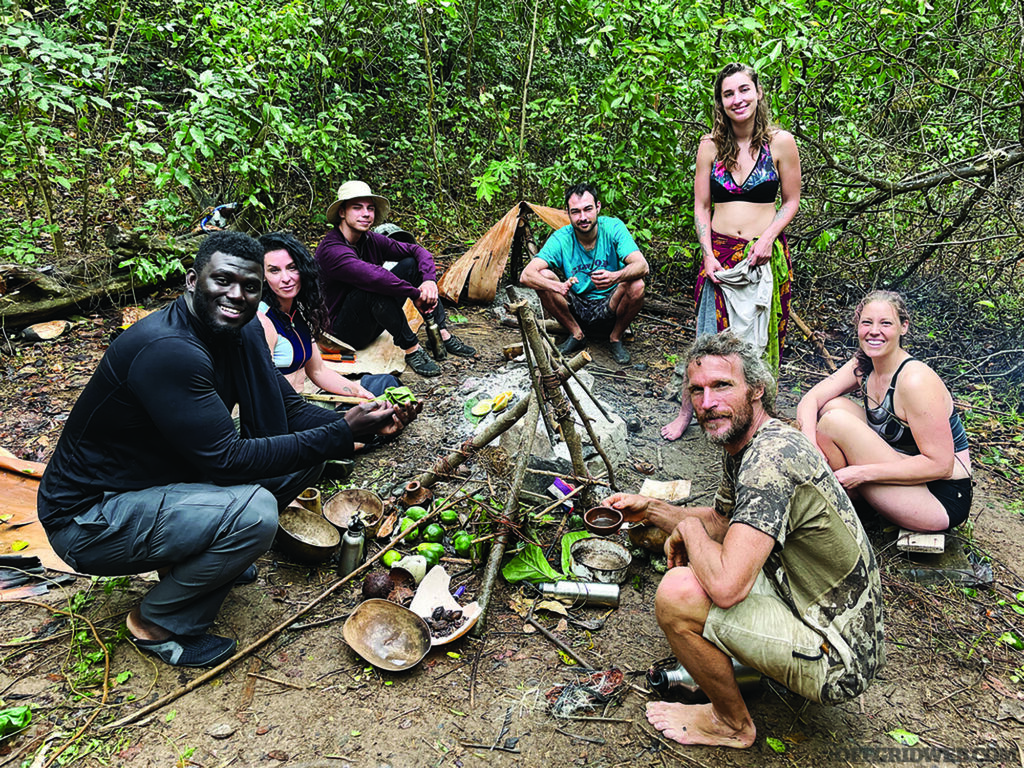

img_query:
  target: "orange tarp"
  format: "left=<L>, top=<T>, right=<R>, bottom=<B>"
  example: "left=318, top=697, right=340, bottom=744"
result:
left=438, top=202, right=569, bottom=304
left=0, top=452, right=73, bottom=573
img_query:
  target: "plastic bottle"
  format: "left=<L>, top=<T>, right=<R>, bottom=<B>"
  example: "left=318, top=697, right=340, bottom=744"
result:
left=338, top=515, right=366, bottom=577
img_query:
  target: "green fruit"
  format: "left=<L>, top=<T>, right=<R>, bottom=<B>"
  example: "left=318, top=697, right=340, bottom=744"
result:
left=568, top=514, right=585, bottom=531
left=399, top=517, right=419, bottom=539
left=405, top=505, right=428, bottom=521
left=416, top=542, right=445, bottom=567
left=452, top=531, right=473, bottom=556
left=422, top=523, right=445, bottom=543
left=439, top=508, right=459, bottom=526
left=382, top=550, right=402, bottom=567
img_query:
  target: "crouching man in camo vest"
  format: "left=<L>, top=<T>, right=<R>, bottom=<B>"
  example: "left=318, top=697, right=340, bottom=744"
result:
left=604, top=331, right=885, bottom=748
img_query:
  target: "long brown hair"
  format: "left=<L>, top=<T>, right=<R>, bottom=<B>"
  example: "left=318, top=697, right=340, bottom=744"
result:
left=853, top=290, right=911, bottom=379
left=710, top=62, right=773, bottom=171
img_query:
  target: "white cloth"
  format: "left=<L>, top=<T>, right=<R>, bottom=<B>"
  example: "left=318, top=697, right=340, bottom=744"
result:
left=713, top=257, right=773, bottom=356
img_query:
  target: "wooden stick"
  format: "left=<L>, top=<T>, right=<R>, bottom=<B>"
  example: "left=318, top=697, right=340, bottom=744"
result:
left=510, top=290, right=594, bottom=510
left=101, top=505, right=446, bottom=731
left=301, top=392, right=369, bottom=405
left=560, top=374, right=617, bottom=489
left=413, top=351, right=591, bottom=488
left=526, top=613, right=591, bottom=667
left=790, top=308, right=837, bottom=372
left=520, top=312, right=559, bottom=446
left=473, top=392, right=541, bottom=636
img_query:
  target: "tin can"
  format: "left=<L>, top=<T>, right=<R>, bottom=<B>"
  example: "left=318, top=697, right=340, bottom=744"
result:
left=538, top=581, right=620, bottom=608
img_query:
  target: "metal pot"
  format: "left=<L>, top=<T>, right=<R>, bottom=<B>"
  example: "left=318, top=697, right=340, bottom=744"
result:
left=570, top=537, right=632, bottom=584
left=276, top=505, right=340, bottom=564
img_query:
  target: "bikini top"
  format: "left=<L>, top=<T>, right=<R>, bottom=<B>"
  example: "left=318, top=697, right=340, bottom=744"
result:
left=710, top=143, right=780, bottom=204
left=259, top=301, right=313, bottom=375
left=863, top=357, right=970, bottom=456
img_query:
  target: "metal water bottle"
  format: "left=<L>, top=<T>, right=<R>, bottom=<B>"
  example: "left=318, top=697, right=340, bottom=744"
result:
left=647, top=660, right=762, bottom=703
left=338, top=514, right=366, bottom=577
left=538, top=581, right=620, bottom=608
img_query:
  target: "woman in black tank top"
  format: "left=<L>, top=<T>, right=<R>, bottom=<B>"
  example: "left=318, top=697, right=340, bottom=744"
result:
left=795, top=291, right=972, bottom=532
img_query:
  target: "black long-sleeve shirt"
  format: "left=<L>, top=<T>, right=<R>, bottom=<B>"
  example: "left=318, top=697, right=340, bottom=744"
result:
left=38, top=296, right=353, bottom=528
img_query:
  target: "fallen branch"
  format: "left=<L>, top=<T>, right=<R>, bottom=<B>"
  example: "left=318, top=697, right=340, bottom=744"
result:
left=473, top=391, right=541, bottom=636
left=790, top=309, right=837, bottom=373
left=525, top=612, right=591, bottom=668
left=511, top=290, right=593, bottom=510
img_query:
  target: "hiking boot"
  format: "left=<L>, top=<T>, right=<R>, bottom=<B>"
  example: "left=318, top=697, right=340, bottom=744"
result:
left=131, top=632, right=237, bottom=667
left=405, top=348, right=441, bottom=377
left=558, top=335, right=587, bottom=356
left=608, top=340, right=631, bottom=365
left=443, top=333, right=477, bottom=357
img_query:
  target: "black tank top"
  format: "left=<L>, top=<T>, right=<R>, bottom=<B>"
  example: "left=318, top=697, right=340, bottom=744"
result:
left=864, top=357, right=969, bottom=455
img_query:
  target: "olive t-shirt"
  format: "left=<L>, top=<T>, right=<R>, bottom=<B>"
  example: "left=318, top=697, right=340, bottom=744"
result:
left=716, top=419, right=886, bottom=704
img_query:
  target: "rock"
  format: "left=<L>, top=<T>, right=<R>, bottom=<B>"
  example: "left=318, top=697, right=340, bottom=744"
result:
left=19, top=320, right=69, bottom=342
left=206, top=723, right=237, bottom=739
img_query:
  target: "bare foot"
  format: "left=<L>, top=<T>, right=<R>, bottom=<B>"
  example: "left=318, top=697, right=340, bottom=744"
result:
left=660, top=414, right=690, bottom=441
left=126, top=606, right=171, bottom=642
left=646, top=702, right=756, bottom=748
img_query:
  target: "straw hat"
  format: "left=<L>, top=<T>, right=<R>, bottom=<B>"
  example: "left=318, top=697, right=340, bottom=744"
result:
left=325, top=181, right=391, bottom=226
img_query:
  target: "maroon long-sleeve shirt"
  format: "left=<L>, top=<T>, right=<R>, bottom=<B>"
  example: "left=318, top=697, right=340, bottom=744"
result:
left=314, top=228, right=437, bottom=320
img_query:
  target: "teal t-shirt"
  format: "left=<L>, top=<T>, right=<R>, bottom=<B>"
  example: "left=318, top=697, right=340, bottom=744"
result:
left=537, top=216, right=639, bottom=300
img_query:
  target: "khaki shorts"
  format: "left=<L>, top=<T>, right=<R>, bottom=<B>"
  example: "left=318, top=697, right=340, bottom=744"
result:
left=703, top=573, right=830, bottom=703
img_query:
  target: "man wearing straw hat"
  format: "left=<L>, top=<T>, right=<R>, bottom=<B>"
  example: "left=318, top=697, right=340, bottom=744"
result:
left=315, top=180, right=475, bottom=377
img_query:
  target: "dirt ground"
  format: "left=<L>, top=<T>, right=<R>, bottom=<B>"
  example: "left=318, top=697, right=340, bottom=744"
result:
left=2, top=291, right=1024, bottom=768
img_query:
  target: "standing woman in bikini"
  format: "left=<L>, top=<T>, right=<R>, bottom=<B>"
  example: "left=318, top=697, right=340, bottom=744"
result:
left=796, top=291, right=972, bottom=533
left=662, top=62, right=801, bottom=440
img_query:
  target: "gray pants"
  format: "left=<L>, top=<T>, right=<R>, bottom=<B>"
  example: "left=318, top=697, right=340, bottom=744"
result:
left=46, top=465, right=320, bottom=635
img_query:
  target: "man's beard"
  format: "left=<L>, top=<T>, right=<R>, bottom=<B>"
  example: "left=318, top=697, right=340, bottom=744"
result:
left=699, top=390, right=755, bottom=447
left=192, top=289, right=246, bottom=340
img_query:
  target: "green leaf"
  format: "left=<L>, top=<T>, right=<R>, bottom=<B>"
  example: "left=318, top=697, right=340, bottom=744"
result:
left=888, top=728, right=919, bottom=746
left=0, top=706, right=32, bottom=738
left=999, top=631, right=1023, bottom=650
left=502, top=542, right=562, bottom=583
left=561, top=531, right=592, bottom=577
left=766, top=736, right=786, bottom=753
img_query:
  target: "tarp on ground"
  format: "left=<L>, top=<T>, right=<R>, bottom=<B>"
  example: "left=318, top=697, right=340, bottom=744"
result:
left=0, top=451, right=73, bottom=573
left=438, top=202, right=569, bottom=304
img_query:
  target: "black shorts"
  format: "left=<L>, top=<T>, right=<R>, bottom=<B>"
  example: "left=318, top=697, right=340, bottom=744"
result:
left=926, top=477, right=972, bottom=530
left=567, top=291, right=615, bottom=327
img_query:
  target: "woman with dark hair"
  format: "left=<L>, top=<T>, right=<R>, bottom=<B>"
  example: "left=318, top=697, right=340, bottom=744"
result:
left=663, top=62, right=801, bottom=440
left=257, top=232, right=392, bottom=400
left=796, top=291, right=972, bottom=532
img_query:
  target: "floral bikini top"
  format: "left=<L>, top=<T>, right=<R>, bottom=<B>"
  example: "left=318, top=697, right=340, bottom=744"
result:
left=710, top=142, right=780, bottom=204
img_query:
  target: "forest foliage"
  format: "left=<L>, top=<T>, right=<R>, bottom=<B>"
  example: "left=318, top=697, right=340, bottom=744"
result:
left=1, top=0, right=1022, bottom=308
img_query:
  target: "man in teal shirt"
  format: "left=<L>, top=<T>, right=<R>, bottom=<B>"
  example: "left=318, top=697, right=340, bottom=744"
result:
left=520, top=183, right=648, bottom=364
